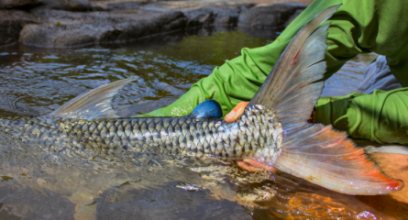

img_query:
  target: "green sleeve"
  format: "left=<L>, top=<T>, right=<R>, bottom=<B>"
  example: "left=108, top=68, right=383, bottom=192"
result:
left=315, top=88, right=408, bottom=145
left=145, top=0, right=408, bottom=145
left=326, top=0, right=408, bottom=84
left=145, top=0, right=342, bottom=117
left=147, top=0, right=408, bottom=117
left=310, top=0, right=408, bottom=144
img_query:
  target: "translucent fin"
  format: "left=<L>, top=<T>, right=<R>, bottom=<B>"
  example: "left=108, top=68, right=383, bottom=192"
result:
left=275, top=124, right=402, bottom=195
left=51, top=78, right=136, bottom=120
left=250, top=6, right=337, bottom=133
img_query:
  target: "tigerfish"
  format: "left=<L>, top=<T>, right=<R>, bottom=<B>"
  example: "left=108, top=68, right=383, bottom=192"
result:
left=0, top=6, right=402, bottom=195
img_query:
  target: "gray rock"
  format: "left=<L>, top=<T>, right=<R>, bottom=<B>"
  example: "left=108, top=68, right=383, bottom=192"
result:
left=184, top=5, right=249, bottom=28
left=20, top=23, right=99, bottom=48
left=4, top=1, right=308, bottom=49
left=104, top=1, right=144, bottom=11
left=41, top=0, right=92, bottom=11
left=0, top=0, right=40, bottom=9
left=0, top=10, right=38, bottom=47
left=99, top=11, right=187, bottom=44
left=0, top=183, right=75, bottom=220
left=96, top=182, right=251, bottom=220
left=238, top=3, right=306, bottom=31
left=20, top=9, right=187, bottom=48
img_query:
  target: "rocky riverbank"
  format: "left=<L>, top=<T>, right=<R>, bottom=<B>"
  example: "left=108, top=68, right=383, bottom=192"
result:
left=0, top=0, right=308, bottom=48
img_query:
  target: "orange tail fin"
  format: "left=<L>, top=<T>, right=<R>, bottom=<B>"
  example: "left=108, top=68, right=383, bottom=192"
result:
left=275, top=124, right=402, bottom=195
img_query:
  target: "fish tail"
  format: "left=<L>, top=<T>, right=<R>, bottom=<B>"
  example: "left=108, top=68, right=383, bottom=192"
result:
left=250, top=5, right=402, bottom=195
left=275, top=124, right=402, bottom=195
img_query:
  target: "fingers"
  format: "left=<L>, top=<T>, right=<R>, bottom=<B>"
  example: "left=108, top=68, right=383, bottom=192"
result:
left=224, top=102, right=249, bottom=123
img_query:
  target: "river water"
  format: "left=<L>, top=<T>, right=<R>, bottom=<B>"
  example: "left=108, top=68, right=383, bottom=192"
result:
left=0, top=30, right=406, bottom=219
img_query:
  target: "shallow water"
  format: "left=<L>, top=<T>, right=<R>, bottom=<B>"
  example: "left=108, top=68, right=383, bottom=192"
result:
left=0, top=30, right=407, bottom=220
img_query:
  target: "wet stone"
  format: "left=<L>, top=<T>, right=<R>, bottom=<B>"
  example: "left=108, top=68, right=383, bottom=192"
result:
left=0, top=10, right=37, bottom=47
left=96, top=181, right=251, bottom=220
left=19, top=8, right=188, bottom=48
left=0, top=0, right=308, bottom=48
left=183, top=5, right=251, bottom=28
left=0, top=184, right=75, bottom=220
left=41, top=0, right=93, bottom=11
left=0, top=0, right=40, bottom=9
left=238, top=3, right=306, bottom=37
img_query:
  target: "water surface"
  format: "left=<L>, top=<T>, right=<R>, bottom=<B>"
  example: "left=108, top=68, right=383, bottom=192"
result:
left=0, top=30, right=407, bottom=219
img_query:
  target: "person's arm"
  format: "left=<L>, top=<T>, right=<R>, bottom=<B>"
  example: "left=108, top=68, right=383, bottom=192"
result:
left=148, top=0, right=408, bottom=118
left=146, top=0, right=408, bottom=145
left=313, top=0, right=408, bottom=144
left=315, top=88, right=408, bottom=145
left=146, top=0, right=344, bottom=117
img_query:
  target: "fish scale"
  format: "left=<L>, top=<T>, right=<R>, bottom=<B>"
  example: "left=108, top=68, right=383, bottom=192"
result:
left=0, top=105, right=282, bottom=162
left=23, top=104, right=274, bottom=160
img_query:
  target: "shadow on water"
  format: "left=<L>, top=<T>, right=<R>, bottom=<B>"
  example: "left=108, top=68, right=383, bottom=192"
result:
left=0, top=30, right=407, bottom=219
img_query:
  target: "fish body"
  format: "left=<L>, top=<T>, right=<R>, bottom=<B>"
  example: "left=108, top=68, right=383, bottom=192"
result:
left=0, top=6, right=402, bottom=195
left=0, top=105, right=282, bottom=163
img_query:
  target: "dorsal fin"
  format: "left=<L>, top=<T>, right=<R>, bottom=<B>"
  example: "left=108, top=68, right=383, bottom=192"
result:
left=250, top=6, right=337, bottom=133
left=51, top=78, right=136, bottom=120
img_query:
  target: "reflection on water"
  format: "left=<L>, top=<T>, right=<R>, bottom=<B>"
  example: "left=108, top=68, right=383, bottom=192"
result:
left=0, top=30, right=407, bottom=219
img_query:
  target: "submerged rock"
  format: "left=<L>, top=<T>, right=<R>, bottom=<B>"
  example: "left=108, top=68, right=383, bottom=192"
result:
left=96, top=182, right=251, bottom=220
left=0, top=183, right=75, bottom=219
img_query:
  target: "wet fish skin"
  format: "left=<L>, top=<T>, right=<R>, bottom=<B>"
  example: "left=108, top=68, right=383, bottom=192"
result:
left=0, top=105, right=283, bottom=162
left=60, top=104, right=283, bottom=162
left=0, top=115, right=82, bottom=155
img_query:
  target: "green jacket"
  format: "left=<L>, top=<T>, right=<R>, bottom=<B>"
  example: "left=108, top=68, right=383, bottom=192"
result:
left=146, top=0, right=408, bottom=145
